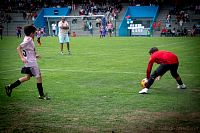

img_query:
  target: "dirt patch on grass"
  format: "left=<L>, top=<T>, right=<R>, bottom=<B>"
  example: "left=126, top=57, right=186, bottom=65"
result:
left=123, top=110, right=200, bottom=132
left=191, top=89, right=200, bottom=93
left=124, top=110, right=200, bottom=121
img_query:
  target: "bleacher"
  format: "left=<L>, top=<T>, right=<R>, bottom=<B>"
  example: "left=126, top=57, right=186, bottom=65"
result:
left=2, top=13, right=33, bottom=36
left=153, top=4, right=200, bottom=37
left=119, top=6, right=159, bottom=37
left=1, top=1, right=200, bottom=37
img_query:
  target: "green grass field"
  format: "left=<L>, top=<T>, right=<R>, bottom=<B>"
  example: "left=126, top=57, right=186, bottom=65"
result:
left=0, top=36, right=200, bottom=132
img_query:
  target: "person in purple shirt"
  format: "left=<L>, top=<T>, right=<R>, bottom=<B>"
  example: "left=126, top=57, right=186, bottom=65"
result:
left=5, top=25, right=50, bottom=100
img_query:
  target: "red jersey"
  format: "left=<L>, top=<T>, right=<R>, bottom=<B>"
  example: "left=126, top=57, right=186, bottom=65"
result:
left=146, top=50, right=179, bottom=78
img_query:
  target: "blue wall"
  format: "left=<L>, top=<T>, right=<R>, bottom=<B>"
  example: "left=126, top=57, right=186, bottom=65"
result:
left=34, top=8, right=70, bottom=28
left=34, top=9, right=45, bottom=28
left=43, top=8, right=70, bottom=16
left=119, top=6, right=159, bottom=36
left=127, top=6, right=158, bottom=18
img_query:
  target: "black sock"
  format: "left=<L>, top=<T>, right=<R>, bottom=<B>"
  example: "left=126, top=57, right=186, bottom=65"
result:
left=177, top=79, right=183, bottom=85
left=37, top=83, right=44, bottom=96
left=10, top=80, right=21, bottom=89
left=146, top=77, right=155, bottom=89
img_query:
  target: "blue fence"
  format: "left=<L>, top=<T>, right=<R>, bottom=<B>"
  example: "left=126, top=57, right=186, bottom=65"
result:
left=118, top=6, right=159, bottom=36
left=34, top=8, right=70, bottom=29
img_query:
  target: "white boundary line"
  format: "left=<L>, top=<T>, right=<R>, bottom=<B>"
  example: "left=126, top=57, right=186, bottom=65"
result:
left=0, top=68, right=199, bottom=76
left=157, top=41, right=186, bottom=47
left=41, top=68, right=145, bottom=75
left=0, top=69, right=19, bottom=74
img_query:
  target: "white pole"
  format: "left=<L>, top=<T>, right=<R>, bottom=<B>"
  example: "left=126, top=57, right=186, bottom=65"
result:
left=47, top=17, right=51, bottom=36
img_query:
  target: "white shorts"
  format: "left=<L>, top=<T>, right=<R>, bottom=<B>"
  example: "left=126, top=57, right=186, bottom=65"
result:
left=59, top=34, right=70, bottom=44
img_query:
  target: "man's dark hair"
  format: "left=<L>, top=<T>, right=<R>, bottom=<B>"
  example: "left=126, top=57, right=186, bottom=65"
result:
left=149, top=47, right=158, bottom=54
left=24, top=25, right=37, bottom=36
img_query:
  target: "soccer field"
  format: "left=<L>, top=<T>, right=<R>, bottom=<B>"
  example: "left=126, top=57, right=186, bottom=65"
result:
left=0, top=36, right=200, bottom=132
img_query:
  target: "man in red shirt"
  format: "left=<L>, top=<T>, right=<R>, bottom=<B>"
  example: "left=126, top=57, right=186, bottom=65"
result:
left=139, top=47, right=186, bottom=94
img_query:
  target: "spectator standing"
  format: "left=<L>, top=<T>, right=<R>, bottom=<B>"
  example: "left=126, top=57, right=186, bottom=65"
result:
left=160, top=27, right=167, bottom=36
left=32, top=12, right=37, bottom=21
left=152, top=21, right=156, bottom=31
left=22, top=11, right=27, bottom=20
left=157, top=20, right=161, bottom=31
left=183, top=27, right=188, bottom=36
left=96, top=18, right=101, bottom=27
left=36, top=28, right=43, bottom=46
left=51, top=22, right=57, bottom=36
left=171, top=28, right=176, bottom=37
left=16, top=26, right=22, bottom=38
left=179, top=19, right=183, bottom=29
left=191, top=24, right=196, bottom=37
left=88, top=22, right=93, bottom=36
left=83, top=20, right=87, bottom=31
left=72, top=2, right=76, bottom=10
left=99, top=25, right=106, bottom=38
left=166, top=14, right=171, bottom=23
left=107, top=21, right=113, bottom=37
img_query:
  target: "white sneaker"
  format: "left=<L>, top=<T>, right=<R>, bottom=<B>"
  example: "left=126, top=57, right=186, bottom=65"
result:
left=139, top=88, right=148, bottom=94
left=177, top=84, right=186, bottom=89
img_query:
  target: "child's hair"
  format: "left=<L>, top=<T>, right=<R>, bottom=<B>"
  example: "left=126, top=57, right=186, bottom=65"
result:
left=24, top=25, right=37, bottom=36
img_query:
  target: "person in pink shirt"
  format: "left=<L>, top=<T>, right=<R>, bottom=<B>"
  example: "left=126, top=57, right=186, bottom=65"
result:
left=5, top=25, right=50, bottom=100
left=107, top=21, right=113, bottom=37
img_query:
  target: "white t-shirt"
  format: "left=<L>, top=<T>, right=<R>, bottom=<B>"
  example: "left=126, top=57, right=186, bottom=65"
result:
left=58, top=20, right=69, bottom=36
left=51, top=23, right=57, bottom=30
left=20, top=36, right=38, bottom=67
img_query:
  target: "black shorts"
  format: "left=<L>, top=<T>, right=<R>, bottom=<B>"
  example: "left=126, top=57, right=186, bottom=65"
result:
left=21, top=67, right=34, bottom=77
left=151, top=63, right=179, bottom=78
left=108, top=29, right=112, bottom=33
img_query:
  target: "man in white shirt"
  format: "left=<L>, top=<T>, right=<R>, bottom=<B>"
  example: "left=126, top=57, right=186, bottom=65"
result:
left=58, top=17, right=71, bottom=55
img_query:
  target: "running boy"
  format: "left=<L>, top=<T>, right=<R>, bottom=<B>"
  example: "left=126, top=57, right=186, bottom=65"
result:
left=139, top=47, right=186, bottom=94
left=5, top=25, right=50, bottom=100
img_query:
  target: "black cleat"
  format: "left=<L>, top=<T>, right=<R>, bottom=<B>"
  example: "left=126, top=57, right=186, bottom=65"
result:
left=5, top=85, right=12, bottom=97
left=39, top=93, right=50, bottom=100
